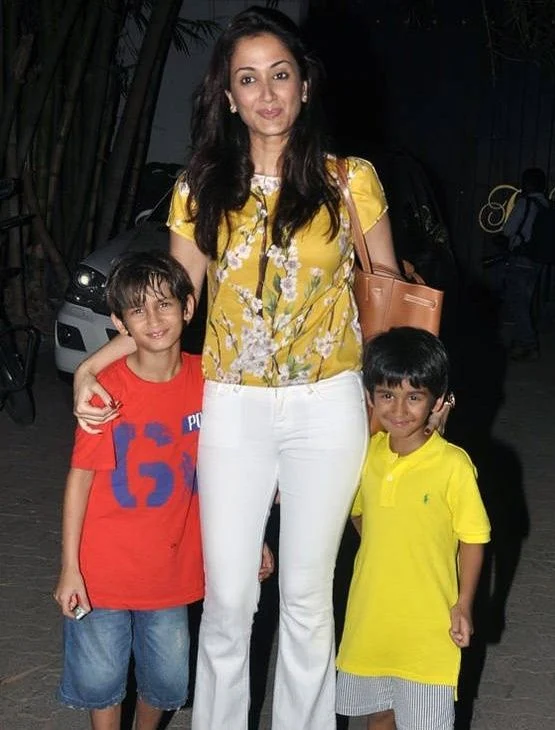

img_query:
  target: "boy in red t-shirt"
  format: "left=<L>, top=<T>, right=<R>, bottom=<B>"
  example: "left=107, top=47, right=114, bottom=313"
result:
left=53, top=251, right=273, bottom=730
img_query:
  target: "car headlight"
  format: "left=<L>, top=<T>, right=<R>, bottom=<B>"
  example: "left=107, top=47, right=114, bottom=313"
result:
left=65, top=265, right=110, bottom=315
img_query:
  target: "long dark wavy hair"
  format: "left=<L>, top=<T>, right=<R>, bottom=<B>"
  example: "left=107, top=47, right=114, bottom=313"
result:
left=186, top=5, right=341, bottom=258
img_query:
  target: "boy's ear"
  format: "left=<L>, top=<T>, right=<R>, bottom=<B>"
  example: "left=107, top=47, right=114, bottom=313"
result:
left=111, top=313, right=129, bottom=336
left=183, top=293, right=196, bottom=324
left=365, top=390, right=374, bottom=408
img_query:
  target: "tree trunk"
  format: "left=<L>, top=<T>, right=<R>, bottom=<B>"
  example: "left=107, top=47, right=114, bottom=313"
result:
left=94, top=0, right=183, bottom=249
left=15, top=0, right=86, bottom=175
left=46, top=1, right=102, bottom=229
left=0, top=35, right=35, bottom=171
left=3, top=128, right=26, bottom=324
left=21, top=169, right=70, bottom=292
left=65, top=0, right=124, bottom=262
left=82, top=78, right=119, bottom=260
left=117, top=4, right=178, bottom=231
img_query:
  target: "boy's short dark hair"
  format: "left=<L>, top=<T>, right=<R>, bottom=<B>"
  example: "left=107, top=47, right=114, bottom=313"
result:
left=363, top=327, right=449, bottom=400
left=105, top=250, right=194, bottom=321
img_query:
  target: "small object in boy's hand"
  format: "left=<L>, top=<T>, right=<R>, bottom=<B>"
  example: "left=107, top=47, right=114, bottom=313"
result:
left=73, top=605, right=90, bottom=621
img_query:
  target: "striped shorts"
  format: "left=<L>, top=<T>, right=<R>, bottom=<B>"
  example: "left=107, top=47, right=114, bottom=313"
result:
left=336, top=671, right=455, bottom=730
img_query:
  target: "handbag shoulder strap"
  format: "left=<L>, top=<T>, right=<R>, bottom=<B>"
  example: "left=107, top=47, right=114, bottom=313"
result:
left=336, top=157, right=373, bottom=274
left=336, top=157, right=409, bottom=282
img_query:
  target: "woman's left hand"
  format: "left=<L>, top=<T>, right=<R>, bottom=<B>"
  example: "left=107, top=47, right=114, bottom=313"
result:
left=258, top=542, right=275, bottom=582
left=425, top=393, right=455, bottom=436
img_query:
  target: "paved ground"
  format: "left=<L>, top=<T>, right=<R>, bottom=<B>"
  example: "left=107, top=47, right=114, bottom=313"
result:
left=1, top=319, right=554, bottom=729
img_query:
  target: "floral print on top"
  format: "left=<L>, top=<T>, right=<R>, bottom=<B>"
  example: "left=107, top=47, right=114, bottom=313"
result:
left=167, top=156, right=387, bottom=386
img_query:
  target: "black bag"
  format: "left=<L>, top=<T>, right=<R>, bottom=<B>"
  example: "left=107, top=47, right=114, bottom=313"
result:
left=525, top=198, right=555, bottom=264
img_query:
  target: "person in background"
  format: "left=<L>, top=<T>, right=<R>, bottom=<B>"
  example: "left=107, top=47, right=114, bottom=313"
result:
left=72, top=6, right=401, bottom=729
left=502, top=167, right=548, bottom=361
left=336, top=327, right=490, bottom=730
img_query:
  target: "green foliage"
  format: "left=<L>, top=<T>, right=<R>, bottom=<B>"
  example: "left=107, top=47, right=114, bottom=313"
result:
left=390, top=0, right=555, bottom=72
left=491, top=0, right=555, bottom=71
left=172, top=18, right=220, bottom=54
left=126, top=2, right=219, bottom=55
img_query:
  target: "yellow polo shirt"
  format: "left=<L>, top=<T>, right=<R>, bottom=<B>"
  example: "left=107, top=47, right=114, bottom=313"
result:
left=336, top=431, right=490, bottom=687
left=167, top=156, right=387, bottom=386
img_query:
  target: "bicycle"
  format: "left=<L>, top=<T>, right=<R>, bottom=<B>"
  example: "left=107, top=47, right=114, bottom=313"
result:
left=0, top=178, right=39, bottom=425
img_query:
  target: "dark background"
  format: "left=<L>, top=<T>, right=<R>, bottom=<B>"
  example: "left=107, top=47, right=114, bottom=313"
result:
left=304, top=0, right=555, bottom=277
left=302, top=4, right=538, bottom=728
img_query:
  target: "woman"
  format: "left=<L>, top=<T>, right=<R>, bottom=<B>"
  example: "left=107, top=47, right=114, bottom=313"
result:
left=73, top=6, right=399, bottom=729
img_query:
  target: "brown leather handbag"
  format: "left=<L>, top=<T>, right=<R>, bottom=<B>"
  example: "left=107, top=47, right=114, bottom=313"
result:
left=336, top=158, right=444, bottom=341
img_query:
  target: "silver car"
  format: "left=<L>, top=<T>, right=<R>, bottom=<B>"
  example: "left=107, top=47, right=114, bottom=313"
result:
left=54, top=189, right=206, bottom=374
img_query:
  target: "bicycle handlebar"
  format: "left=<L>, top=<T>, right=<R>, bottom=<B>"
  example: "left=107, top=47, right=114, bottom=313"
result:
left=0, top=213, right=34, bottom=233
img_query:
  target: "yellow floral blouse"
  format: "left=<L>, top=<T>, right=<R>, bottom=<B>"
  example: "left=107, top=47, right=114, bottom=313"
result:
left=167, top=156, right=387, bottom=386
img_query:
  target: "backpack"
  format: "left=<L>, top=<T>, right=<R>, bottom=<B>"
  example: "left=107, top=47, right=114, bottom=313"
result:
left=525, top=198, right=555, bottom=264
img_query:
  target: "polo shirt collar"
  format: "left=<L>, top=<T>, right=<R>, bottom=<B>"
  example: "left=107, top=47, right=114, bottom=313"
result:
left=384, top=429, right=445, bottom=464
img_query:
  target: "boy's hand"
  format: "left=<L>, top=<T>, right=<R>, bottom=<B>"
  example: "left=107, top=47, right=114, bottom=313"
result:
left=54, top=567, right=92, bottom=618
left=449, top=602, right=473, bottom=647
left=258, top=542, right=275, bottom=582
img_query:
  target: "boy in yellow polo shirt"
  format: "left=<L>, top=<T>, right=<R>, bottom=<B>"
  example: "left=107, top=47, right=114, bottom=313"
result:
left=336, top=327, right=490, bottom=730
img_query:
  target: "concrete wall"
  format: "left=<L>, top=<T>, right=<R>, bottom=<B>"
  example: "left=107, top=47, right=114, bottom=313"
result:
left=147, top=0, right=306, bottom=164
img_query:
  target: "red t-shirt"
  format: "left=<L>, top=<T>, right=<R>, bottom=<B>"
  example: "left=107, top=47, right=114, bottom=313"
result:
left=71, top=353, right=204, bottom=610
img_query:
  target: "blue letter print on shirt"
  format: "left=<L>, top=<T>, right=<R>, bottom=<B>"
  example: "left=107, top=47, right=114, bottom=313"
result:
left=142, top=423, right=173, bottom=506
left=181, top=411, right=201, bottom=494
left=182, top=411, right=201, bottom=434
left=112, top=415, right=201, bottom=507
left=112, top=423, right=137, bottom=507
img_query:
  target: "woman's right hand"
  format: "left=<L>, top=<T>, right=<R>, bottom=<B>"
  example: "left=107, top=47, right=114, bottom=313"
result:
left=73, top=365, right=119, bottom=434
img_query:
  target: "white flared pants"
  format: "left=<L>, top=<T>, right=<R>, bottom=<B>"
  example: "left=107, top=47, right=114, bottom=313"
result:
left=191, top=371, right=368, bottom=730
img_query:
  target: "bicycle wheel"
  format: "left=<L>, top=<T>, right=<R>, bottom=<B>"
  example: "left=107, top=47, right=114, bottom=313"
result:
left=4, top=385, right=35, bottom=425
left=0, top=346, right=35, bottom=425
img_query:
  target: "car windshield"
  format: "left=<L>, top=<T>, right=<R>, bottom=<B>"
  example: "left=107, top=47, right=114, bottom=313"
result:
left=134, top=163, right=184, bottom=226
left=144, top=189, right=172, bottom=224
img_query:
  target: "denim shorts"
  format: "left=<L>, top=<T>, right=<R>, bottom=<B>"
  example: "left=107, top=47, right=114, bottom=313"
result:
left=57, top=605, right=190, bottom=711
